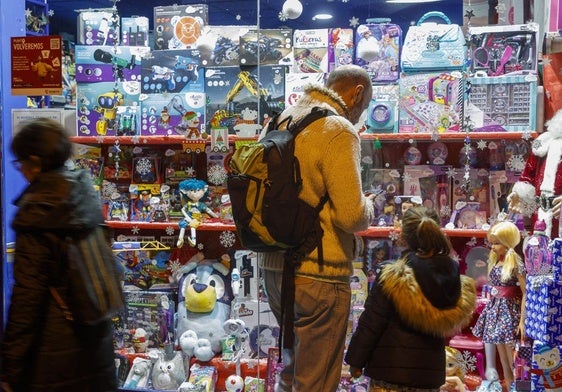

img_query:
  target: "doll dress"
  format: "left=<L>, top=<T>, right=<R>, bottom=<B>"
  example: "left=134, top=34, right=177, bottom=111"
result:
left=472, top=264, right=522, bottom=344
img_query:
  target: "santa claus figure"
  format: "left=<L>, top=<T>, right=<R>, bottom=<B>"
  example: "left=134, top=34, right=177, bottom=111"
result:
left=508, top=109, right=562, bottom=238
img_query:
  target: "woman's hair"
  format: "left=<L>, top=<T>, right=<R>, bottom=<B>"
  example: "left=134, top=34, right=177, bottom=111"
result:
left=400, top=206, right=452, bottom=258
left=487, top=220, right=522, bottom=282
left=11, top=118, right=72, bottom=172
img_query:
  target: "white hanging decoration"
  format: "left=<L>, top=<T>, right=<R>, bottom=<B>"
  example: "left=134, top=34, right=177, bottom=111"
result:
left=282, top=0, right=303, bottom=20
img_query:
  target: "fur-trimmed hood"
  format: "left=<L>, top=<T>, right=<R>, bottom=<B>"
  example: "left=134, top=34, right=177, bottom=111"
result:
left=379, top=255, right=477, bottom=337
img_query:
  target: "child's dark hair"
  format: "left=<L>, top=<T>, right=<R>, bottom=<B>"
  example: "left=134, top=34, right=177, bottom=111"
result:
left=401, top=206, right=452, bottom=258
left=11, top=118, right=72, bottom=172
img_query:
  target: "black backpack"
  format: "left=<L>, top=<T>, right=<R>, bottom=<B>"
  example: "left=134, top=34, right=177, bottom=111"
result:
left=227, top=106, right=335, bottom=351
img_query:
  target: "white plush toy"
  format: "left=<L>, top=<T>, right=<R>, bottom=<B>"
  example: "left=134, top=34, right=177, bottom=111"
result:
left=508, top=109, right=562, bottom=238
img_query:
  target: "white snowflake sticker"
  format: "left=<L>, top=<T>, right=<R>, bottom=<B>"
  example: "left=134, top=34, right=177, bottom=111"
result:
left=507, top=154, right=526, bottom=172
left=166, top=226, right=176, bottom=236
left=219, top=231, right=237, bottom=248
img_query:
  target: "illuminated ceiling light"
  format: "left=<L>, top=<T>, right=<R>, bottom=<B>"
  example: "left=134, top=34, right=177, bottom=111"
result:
left=312, top=13, right=333, bottom=20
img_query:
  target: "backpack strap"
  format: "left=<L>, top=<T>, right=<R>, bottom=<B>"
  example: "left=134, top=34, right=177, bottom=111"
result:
left=288, top=106, right=335, bottom=137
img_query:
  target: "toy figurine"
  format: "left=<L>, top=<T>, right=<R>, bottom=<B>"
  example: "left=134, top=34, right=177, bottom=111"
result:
left=176, top=178, right=218, bottom=247
left=441, top=346, right=466, bottom=392
left=508, top=109, right=562, bottom=238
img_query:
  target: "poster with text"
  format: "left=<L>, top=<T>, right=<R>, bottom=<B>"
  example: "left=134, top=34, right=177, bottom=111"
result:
left=11, top=36, right=62, bottom=96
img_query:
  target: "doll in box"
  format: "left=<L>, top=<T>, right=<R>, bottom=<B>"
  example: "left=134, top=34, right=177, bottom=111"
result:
left=177, top=179, right=218, bottom=247
left=508, top=109, right=562, bottom=238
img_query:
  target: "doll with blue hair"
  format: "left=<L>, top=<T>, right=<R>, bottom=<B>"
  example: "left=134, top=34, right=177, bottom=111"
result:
left=176, top=178, right=218, bottom=247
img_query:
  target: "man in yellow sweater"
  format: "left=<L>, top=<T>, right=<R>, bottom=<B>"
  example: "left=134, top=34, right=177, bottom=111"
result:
left=259, top=64, right=375, bottom=392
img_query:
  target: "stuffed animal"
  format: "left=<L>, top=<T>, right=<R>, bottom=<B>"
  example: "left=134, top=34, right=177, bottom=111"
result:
left=508, top=109, right=562, bottom=238
left=531, top=343, right=562, bottom=391
left=151, top=347, right=186, bottom=390
left=441, top=346, right=466, bottom=392
left=175, top=258, right=231, bottom=362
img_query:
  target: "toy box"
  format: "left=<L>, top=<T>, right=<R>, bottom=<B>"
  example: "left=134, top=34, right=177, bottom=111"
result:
left=78, top=10, right=119, bottom=46
left=403, top=165, right=452, bottom=222
left=75, top=45, right=149, bottom=83
left=488, top=170, right=521, bottom=219
left=139, top=92, right=206, bottom=137
left=363, top=168, right=401, bottom=226
left=451, top=168, right=490, bottom=220
left=399, top=71, right=464, bottom=133
left=197, top=25, right=254, bottom=67
left=153, top=4, right=208, bottom=50
left=239, top=29, right=293, bottom=66
left=76, top=81, right=140, bottom=136
left=236, top=299, right=280, bottom=359
left=530, top=340, right=562, bottom=392
left=293, top=29, right=330, bottom=73
left=191, top=357, right=267, bottom=392
left=365, top=84, right=399, bottom=133
left=234, top=250, right=259, bottom=300
left=401, top=11, right=466, bottom=72
left=113, top=289, right=176, bottom=350
left=468, top=23, right=539, bottom=77
left=328, top=27, right=355, bottom=70
left=205, top=65, right=285, bottom=135
left=467, top=74, right=538, bottom=132
left=121, top=16, right=149, bottom=47
left=355, top=19, right=402, bottom=83
left=129, top=183, right=163, bottom=222
left=285, top=72, right=326, bottom=107
left=140, top=49, right=204, bottom=94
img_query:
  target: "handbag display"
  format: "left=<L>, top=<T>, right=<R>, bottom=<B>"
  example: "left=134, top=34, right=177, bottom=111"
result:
left=401, top=11, right=466, bottom=72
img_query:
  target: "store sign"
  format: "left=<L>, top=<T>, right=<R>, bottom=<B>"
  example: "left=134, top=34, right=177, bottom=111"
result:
left=11, top=35, right=62, bottom=96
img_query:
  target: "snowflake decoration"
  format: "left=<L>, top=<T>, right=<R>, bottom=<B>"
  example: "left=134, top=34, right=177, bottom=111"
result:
left=451, top=253, right=460, bottom=263
left=278, top=11, right=289, bottom=22
left=131, top=226, right=140, bottom=235
left=219, top=231, right=237, bottom=248
left=431, top=131, right=440, bottom=141
left=521, top=130, right=533, bottom=140
left=543, top=57, right=552, bottom=67
left=136, top=158, right=152, bottom=175
left=197, top=243, right=205, bottom=250
left=466, top=237, right=478, bottom=247
left=166, top=226, right=176, bottom=236
left=236, top=14, right=241, bottom=21
left=402, top=172, right=413, bottom=183
left=476, top=140, right=487, bottom=150
left=168, top=259, right=182, bottom=275
left=446, top=167, right=457, bottom=179
left=388, top=230, right=400, bottom=242
left=185, top=167, right=196, bottom=177
left=48, top=9, right=54, bottom=17
left=458, top=350, right=478, bottom=375
left=25, top=8, right=32, bottom=18
left=342, top=0, right=349, bottom=3
left=349, top=16, right=360, bottom=28
left=208, top=164, right=228, bottom=185
left=96, top=135, right=105, bottom=144
left=507, top=154, right=526, bottom=172
left=131, top=135, right=140, bottom=144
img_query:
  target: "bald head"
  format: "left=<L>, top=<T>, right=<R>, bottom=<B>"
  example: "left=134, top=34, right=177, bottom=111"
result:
left=326, top=65, right=372, bottom=125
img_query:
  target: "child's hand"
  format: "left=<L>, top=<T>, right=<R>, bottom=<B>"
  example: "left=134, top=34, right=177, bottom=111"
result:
left=349, top=366, right=363, bottom=379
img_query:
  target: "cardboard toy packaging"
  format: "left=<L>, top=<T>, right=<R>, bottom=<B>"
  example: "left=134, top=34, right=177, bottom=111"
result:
left=399, top=71, right=464, bottom=133
left=153, top=4, right=209, bottom=50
